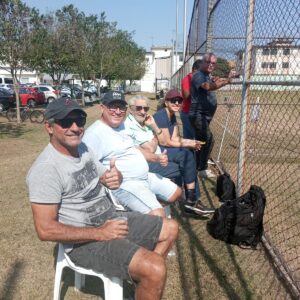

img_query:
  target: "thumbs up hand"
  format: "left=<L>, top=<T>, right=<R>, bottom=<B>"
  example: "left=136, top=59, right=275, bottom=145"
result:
left=109, top=158, right=117, bottom=170
left=100, top=158, right=123, bottom=190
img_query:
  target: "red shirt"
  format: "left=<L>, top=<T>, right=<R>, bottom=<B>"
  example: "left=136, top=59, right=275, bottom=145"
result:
left=181, top=72, right=193, bottom=113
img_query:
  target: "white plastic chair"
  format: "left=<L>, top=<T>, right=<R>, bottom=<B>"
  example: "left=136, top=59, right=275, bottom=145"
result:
left=53, top=243, right=123, bottom=300
left=164, top=205, right=172, bottom=218
left=107, top=188, right=126, bottom=211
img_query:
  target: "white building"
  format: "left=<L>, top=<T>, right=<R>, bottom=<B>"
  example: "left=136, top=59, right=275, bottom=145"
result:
left=139, top=46, right=183, bottom=93
left=236, top=39, right=300, bottom=77
left=0, top=67, right=39, bottom=84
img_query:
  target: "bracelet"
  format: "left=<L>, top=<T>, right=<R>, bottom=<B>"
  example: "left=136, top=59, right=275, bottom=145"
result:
left=156, top=129, right=162, bottom=136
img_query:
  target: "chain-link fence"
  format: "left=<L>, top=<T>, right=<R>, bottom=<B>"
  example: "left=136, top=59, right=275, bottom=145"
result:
left=171, top=0, right=300, bottom=296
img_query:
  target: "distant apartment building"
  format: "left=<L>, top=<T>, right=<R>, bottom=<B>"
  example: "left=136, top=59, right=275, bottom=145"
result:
left=236, top=39, right=300, bottom=77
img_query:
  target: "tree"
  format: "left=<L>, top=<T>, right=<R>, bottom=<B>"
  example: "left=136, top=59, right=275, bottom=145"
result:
left=125, top=46, right=146, bottom=86
left=25, top=12, right=76, bottom=84
left=213, top=57, right=231, bottom=77
left=92, top=15, right=119, bottom=92
left=55, top=5, right=91, bottom=105
left=0, top=0, right=38, bottom=123
left=102, top=29, right=146, bottom=88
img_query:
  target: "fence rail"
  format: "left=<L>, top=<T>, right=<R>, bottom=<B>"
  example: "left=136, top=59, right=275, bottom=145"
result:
left=171, top=0, right=300, bottom=297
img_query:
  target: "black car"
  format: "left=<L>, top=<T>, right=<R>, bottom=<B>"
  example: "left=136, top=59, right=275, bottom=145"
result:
left=60, top=86, right=96, bottom=104
left=0, top=88, right=15, bottom=112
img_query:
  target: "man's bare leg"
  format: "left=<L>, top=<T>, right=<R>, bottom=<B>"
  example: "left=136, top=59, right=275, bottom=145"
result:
left=148, top=186, right=182, bottom=218
left=129, top=248, right=167, bottom=300
left=154, top=218, right=179, bottom=258
left=168, top=186, right=182, bottom=203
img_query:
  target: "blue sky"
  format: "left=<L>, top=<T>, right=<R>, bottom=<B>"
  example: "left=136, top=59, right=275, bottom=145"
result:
left=23, top=0, right=194, bottom=51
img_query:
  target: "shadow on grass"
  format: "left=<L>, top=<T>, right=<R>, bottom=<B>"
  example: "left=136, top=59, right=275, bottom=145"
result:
left=225, top=244, right=252, bottom=298
left=200, top=177, right=217, bottom=208
left=173, top=208, right=251, bottom=300
left=0, top=121, right=32, bottom=138
left=0, top=259, right=25, bottom=300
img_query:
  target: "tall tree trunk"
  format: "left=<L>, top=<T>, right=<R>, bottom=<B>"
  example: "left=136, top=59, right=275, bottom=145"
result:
left=80, top=79, right=85, bottom=107
left=11, top=70, right=21, bottom=124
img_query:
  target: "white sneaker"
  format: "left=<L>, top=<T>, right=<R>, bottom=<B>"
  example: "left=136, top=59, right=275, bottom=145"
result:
left=198, top=169, right=216, bottom=178
left=168, top=248, right=177, bottom=257
left=208, top=159, right=215, bottom=165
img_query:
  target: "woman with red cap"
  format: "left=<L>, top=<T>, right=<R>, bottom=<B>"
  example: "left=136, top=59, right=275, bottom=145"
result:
left=153, top=89, right=215, bottom=216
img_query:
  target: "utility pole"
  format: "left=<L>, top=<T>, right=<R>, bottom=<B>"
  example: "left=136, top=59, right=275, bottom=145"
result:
left=175, top=0, right=178, bottom=73
left=183, top=0, right=187, bottom=62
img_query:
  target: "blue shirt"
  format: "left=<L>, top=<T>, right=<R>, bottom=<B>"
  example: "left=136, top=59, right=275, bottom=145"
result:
left=190, top=70, right=217, bottom=120
left=153, top=108, right=180, bottom=155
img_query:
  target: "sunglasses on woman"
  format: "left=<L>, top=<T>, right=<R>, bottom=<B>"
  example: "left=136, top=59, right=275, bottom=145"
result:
left=168, top=97, right=183, bottom=104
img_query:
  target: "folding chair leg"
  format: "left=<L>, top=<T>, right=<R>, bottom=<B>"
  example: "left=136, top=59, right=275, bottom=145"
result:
left=53, top=266, right=64, bottom=300
left=104, top=277, right=123, bottom=300
left=74, top=272, right=85, bottom=292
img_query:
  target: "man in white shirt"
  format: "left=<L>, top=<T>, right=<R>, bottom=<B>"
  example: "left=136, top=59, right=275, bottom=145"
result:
left=83, top=91, right=181, bottom=218
left=123, top=95, right=182, bottom=184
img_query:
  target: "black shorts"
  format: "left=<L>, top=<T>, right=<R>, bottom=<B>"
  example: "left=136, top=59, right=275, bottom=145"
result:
left=68, top=212, right=163, bottom=280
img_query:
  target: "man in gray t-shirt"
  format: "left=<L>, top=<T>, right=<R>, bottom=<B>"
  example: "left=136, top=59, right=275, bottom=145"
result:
left=27, top=97, right=179, bottom=299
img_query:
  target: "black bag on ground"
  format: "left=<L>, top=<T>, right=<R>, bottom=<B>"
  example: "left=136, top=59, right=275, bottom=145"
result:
left=207, top=185, right=266, bottom=248
left=216, top=172, right=236, bottom=202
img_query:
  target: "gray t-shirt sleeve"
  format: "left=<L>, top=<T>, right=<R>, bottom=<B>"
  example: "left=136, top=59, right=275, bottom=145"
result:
left=27, top=162, right=63, bottom=204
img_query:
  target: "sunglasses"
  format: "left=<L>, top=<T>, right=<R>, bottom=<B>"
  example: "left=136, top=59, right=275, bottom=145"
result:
left=205, top=60, right=216, bottom=65
left=55, top=117, right=86, bottom=128
left=107, top=104, right=127, bottom=113
left=168, top=97, right=183, bottom=104
left=132, top=105, right=150, bottom=112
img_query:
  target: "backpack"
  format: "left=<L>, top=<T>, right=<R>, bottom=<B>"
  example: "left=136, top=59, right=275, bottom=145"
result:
left=216, top=172, right=236, bottom=202
left=207, top=185, right=266, bottom=248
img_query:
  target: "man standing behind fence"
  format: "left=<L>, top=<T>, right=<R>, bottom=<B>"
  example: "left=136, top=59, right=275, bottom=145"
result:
left=189, top=52, right=235, bottom=178
left=180, top=59, right=202, bottom=139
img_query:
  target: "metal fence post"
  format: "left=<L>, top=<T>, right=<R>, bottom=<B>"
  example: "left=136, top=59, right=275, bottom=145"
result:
left=206, top=0, right=215, bottom=53
left=236, top=0, right=255, bottom=196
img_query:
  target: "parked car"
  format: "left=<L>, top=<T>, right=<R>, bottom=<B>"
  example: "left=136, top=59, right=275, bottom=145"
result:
left=0, top=77, right=13, bottom=85
left=60, top=85, right=96, bottom=104
left=0, top=84, right=14, bottom=92
left=75, top=89, right=96, bottom=104
left=83, top=84, right=98, bottom=96
left=17, top=87, right=46, bottom=107
left=34, top=85, right=58, bottom=103
left=0, top=88, right=15, bottom=112
left=59, top=85, right=72, bottom=97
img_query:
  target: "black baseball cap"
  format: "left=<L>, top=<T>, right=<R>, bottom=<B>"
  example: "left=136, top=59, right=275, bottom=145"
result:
left=45, top=97, right=87, bottom=120
left=102, top=90, right=127, bottom=105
